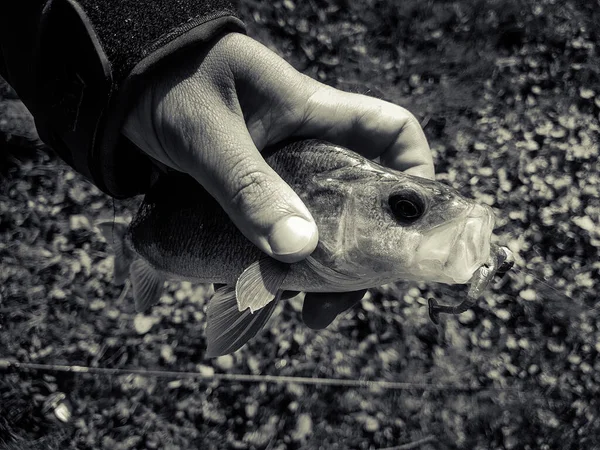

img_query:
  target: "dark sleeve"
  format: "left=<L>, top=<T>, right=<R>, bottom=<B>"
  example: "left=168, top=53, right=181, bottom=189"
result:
left=0, top=0, right=245, bottom=198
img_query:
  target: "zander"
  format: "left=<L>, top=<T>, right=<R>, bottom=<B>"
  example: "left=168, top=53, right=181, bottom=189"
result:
left=99, top=139, right=511, bottom=357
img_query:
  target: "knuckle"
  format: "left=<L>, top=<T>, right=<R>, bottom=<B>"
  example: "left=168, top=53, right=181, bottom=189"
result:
left=397, top=107, right=422, bottom=132
left=228, top=162, right=274, bottom=214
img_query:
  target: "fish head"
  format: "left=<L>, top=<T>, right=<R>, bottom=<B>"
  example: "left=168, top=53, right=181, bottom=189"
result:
left=309, top=167, right=495, bottom=287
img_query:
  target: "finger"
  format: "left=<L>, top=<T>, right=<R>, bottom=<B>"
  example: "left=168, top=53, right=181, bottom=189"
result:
left=302, top=290, right=366, bottom=330
left=185, top=105, right=318, bottom=263
left=294, top=83, right=435, bottom=179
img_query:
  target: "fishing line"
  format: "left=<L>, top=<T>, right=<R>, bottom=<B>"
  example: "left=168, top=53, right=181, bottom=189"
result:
left=507, top=266, right=597, bottom=313
left=0, top=358, right=552, bottom=397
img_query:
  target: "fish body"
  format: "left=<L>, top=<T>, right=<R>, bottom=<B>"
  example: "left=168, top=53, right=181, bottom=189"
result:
left=100, top=139, right=498, bottom=357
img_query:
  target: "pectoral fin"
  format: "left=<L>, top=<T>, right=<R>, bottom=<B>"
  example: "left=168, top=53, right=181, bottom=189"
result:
left=97, top=220, right=134, bottom=285
left=235, top=257, right=289, bottom=313
left=129, top=259, right=165, bottom=312
left=205, top=286, right=280, bottom=357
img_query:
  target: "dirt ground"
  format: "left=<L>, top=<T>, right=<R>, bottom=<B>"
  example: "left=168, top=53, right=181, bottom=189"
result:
left=1, top=0, right=599, bottom=449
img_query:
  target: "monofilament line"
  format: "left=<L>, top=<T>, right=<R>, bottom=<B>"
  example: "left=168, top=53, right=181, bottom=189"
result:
left=1, top=358, right=525, bottom=394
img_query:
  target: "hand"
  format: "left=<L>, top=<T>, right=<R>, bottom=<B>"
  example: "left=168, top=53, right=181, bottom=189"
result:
left=123, top=32, right=434, bottom=326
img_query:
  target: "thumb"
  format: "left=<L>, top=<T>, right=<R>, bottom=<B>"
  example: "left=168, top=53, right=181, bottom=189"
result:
left=190, top=110, right=318, bottom=263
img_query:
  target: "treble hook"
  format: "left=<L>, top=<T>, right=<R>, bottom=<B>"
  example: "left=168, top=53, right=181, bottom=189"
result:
left=428, top=245, right=514, bottom=325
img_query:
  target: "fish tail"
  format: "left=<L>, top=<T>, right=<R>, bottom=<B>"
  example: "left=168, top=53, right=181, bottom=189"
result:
left=97, top=220, right=135, bottom=286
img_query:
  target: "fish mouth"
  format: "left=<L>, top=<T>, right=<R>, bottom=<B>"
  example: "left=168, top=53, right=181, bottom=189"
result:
left=412, top=204, right=495, bottom=284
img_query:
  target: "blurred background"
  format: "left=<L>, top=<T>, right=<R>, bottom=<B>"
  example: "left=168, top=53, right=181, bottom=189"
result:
left=1, top=0, right=599, bottom=449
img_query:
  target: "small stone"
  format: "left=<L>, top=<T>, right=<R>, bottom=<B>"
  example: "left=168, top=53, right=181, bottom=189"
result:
left=54, top=402, right=71, bottom=423
left=407, top=287, right=421, bottom=298
left=495, top=309, right=511, bottom=321
left=506, top=336, right=518, bottom=349
left=363, top=416, right=380, bottom=433
left=519, top=289, right=537, bottom=301
left=580, top=88, right=595, bottom=99
left=161, top=345, right=177, bottom=364
left=524, top=140, right=539, bottom=151
left=215, top=355, right=234, bottom=371
left=362, top=299, right=375, bottom=312
left=547, top=340, right=565, bottom=353
left=479, top=167, right=494, bottom=177
left=247, top=356, right=261, bottom=374
left=69, top=215, right=91, bottom=230
left=572, top=216, right=596, bottom=233
left=106, top=309, right=120, bottom=320
left=291, top=414, right=313, bottom=441
left=245, top=403, right=258, bottom=419
left=458, top=309, right=475, bottom=324
left=89, top=299, right=106, bottom=311
left=197, top=364, right=215, bottom=377
left=50, top=288, right=67, bottom=300
left=133, top=314, right=155, bottom=334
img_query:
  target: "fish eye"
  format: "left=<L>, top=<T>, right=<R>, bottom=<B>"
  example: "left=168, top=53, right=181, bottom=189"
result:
left=388, top=192, right=425, bottom=223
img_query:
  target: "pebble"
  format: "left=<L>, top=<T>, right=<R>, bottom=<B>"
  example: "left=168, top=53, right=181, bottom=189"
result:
left=495, top=309, right=511, bottom=321
left=50, top=288, right=67, bottom=300
left=69, top=214, right=91, bottom=230
left=133, top=314, right=155, bottom=334
left=519, top=289, right=537, bottom=301
left=245, top=403, right=258, bottom=419
left=197, top=364, right=215, bottom=377
left=580, top=87, right=595, bottom=99
left=215, top=355, right=234, bottom=371
left=458, top=309, right=475, bottom=324
left=363, top=416, right=380, bottom=433
left=89, top=299, right=106, bottom=311
left=161, top=345, right=176, bottom=364
left=291, top=414, right=313, bottom=441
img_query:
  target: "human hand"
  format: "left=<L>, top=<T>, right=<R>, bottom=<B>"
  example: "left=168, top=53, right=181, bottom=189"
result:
left=123, top=32, right=434, bottom=327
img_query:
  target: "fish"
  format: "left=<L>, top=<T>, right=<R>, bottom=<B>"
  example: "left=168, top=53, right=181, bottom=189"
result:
left=98, top=139, right=511, bottom=357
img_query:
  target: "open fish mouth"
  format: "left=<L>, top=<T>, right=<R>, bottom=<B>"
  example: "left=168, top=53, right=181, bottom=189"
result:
left=412, top=204, right=495, bottom=284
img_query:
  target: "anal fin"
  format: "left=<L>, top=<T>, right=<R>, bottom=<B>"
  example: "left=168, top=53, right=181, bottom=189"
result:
left=129, top=259, right=165, bottom=312
left=205, top=286, right=280, bottom=357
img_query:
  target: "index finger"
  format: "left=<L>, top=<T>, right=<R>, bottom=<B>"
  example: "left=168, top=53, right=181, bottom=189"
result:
left=294, top=83, right=435, bottom=179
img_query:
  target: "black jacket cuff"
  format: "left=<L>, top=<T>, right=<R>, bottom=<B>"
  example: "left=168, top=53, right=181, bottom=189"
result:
left=34, top=0, right=245, bottom=198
